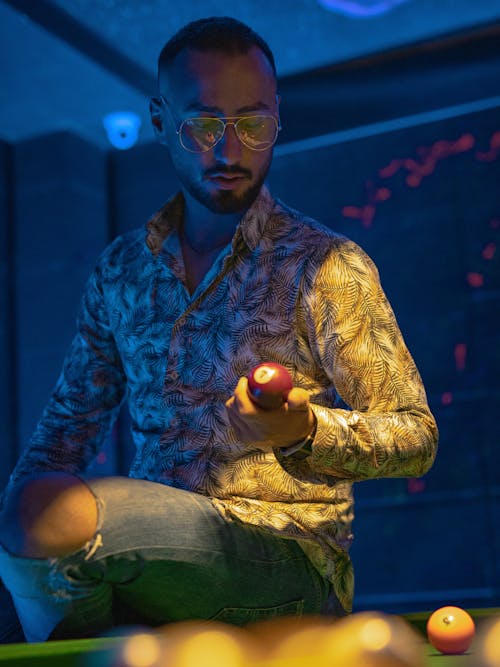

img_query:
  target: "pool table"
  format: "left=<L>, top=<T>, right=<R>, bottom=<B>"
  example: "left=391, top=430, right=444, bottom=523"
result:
left=0, top=608, right=497, bottom=666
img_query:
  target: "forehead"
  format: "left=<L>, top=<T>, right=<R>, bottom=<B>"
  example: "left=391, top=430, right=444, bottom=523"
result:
left=162, top=46, right=277, bottom=111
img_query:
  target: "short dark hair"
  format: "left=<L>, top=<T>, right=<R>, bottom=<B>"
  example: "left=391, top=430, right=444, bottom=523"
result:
left=157, top=16, right=277, bottom=85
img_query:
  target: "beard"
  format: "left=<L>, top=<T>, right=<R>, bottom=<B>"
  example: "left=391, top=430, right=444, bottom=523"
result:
left=178, top=153, right=272, bottom=214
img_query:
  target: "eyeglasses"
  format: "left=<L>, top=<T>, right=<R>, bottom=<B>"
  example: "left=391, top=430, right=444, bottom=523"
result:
left=160, top=96, right=281, bottom=153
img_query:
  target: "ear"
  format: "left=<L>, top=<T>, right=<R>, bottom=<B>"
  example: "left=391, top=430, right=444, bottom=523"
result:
left=149, top=97, right=166, bottom=142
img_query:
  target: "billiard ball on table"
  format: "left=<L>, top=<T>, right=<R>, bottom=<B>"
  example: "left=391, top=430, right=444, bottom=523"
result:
left=426, top=606, right=475, bottom=655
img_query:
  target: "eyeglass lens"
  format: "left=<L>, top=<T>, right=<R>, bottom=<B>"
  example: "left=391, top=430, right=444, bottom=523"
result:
left=180, top=116, right=278, bottom=152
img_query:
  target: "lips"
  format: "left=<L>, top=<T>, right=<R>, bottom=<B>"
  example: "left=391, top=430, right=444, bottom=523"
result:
left=209, top=173, right=247, bottom=180
left=207, top=173, right=247, bottom=189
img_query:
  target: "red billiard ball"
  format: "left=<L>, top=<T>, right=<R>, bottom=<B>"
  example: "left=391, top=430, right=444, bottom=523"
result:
left=247, top=363, right=293, bottom=410
left=427, top=606, right=475, bottom=655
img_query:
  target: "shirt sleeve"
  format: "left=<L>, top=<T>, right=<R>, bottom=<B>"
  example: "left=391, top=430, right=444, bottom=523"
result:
left=3, top=262, right=126, bottom=494
left=301, top=237, right=438, bottom=480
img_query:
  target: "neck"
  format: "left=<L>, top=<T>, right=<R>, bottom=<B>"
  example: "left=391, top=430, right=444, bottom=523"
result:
left=181, top=189, right=245, bottom=253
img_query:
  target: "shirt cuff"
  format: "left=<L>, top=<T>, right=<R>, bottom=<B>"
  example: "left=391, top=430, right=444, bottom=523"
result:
left=278, top=418, right=317, bottom=457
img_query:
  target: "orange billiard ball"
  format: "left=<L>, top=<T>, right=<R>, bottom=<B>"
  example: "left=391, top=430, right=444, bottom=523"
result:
left=427, top=606, right=475, bottom=655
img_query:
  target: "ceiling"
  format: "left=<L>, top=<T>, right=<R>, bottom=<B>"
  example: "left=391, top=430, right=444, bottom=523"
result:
left=1, top=0, right=500, bottom=149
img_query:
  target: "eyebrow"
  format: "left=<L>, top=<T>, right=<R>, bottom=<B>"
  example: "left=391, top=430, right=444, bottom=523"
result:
left=183, top=101, right=272, bottom=114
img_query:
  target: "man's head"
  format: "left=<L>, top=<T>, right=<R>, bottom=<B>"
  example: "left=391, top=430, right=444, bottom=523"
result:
left=150, top=17, right=280, bottom=215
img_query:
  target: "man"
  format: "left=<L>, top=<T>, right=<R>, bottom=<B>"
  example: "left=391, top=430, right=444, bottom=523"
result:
left=0, top=17, right=438, bottom=642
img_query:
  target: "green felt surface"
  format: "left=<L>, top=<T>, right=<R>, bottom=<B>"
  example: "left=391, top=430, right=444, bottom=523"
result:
left=0, top=639, right=478, bottom=666
left=425, top=651, right=470, bottom=666
left=0, top=636, right=121, bottom=666
left=0, top=609, right=498, bottom=666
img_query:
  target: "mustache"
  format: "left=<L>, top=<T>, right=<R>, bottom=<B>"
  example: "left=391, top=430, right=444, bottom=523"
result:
left=204, top=165, right=252, bottom=179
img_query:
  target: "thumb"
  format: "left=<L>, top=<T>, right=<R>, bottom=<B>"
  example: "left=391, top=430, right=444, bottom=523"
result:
left=286, top=387, right=310, bottom=412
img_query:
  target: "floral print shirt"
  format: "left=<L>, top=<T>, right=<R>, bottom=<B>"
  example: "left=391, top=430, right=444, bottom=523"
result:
left=5, top=185, right=438, bottom=612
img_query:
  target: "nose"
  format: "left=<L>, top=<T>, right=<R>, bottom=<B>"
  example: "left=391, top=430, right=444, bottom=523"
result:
left=213, top=122, right=242, bottom=161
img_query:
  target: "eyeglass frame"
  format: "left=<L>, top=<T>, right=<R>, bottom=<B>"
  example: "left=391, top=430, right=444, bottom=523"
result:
left=157, top=95, right=282, bottom=153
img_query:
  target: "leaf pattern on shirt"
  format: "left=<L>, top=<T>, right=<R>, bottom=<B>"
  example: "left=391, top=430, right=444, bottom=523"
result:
left=4, top=185, right=438, bottom=614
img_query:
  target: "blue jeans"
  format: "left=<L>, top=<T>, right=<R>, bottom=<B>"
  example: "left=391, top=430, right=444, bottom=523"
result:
left=0, top=582, right=24, bottom=643
left=0, top=477, right=337, bottom=642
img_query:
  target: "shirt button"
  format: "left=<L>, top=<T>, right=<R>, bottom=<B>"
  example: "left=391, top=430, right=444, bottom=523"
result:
left=170, top=370, right=179, bottom=380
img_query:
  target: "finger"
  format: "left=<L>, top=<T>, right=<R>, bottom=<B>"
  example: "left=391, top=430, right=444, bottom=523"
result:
left=233, top=376, right=249, bottom=396
left=233, top=376, right=255, bottom=412
left=226, top=378, right=249, bottom=412
left=286, top=387, right=310, bottom=411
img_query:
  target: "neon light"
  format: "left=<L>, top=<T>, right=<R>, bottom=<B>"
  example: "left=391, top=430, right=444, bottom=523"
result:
left=482, top=243, right=496, bottom=260
left=407, top=478, right=426, bottom=494
left=341, top=130, right=497, bottom=229
left=375, top=187, right=391, bottom=201
left=441, top=392, right=453, bottom=406
left=342, top=204, right=375, bottom=228
left=466, top=272, right=485, bottom=288
left=476, top=130, right=500, bottom=162
left=378, top=134, right=475, bottom=187
left=454, top=343, right=467, bottom=372
left=317, top=0, right=410, bottom=17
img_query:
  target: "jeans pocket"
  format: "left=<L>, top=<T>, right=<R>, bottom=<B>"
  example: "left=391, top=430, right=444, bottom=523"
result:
left=210, top=599, right=304, bottom=625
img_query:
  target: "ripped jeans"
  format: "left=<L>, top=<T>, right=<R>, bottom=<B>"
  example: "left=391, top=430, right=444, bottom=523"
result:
left=0, top=477, right=337, bottom=642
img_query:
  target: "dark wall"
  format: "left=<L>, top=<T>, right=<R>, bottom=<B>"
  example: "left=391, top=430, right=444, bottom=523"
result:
left=0, top=133, right=115, bottom=480
left=276, top=25, right=500, bottom=144
left=0, top=142, right=17, bottom=489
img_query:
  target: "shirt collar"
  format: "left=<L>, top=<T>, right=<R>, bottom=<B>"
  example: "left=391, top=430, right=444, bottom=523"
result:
left=145, top=184, right=276, bottom=256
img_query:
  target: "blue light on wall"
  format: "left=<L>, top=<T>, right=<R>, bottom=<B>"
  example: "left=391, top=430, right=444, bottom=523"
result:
left=317, top=0, right=411, bottom=17
left=102, top=111, right=141, bottom=150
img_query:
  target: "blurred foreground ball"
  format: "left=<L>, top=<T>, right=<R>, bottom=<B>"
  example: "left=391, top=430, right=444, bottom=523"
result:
left=472, top=616, right=500, bottom=667
left=158, top=620, right=261, bottom=667
left=272, top=612, right=425, bottom=667
left=254, top=615, right=334, bottom=664
left=79, top=628, right=161, bottom=667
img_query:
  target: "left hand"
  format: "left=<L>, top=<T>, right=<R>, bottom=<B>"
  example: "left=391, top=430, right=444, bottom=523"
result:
left=225, top=377, right=316, bottom=451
